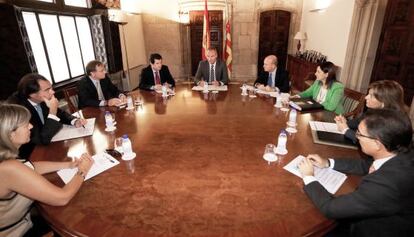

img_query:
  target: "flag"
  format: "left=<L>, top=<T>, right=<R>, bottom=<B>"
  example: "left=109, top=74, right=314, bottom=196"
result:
left=224, top=0, right=232, bottom=78
left=201, top=0, right=210, bottom=60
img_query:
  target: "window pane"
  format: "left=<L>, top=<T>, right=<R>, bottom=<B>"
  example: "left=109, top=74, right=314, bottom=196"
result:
left=64, top=0, right=88, bottom=8
left=39, top=14, right=69, bottom=83
left=22, top=12, right=51, bottom=81
left=75, top=17, right=95, bottom=68
left=59, top=16, right=84, bottom=77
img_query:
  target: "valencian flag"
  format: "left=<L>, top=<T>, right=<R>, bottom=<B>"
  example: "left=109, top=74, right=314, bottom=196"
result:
left=201, top=0, right=210, bottom=60
left=224, top=0, right=232, bottom=78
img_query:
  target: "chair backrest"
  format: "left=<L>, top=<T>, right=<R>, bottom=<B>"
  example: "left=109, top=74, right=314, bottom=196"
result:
left=63, top=86, right=79, bottom=114
left=343, top=87, right=366, bottom=118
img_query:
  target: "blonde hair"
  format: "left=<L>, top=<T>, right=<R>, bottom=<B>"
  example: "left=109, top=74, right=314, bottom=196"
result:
left=0, top=103, right=31, bottom=161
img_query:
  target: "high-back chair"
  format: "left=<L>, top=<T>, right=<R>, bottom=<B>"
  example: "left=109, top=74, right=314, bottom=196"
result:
left=63, top=86, right=79, bottom=114
left=343, top=87, right=366, bottom=118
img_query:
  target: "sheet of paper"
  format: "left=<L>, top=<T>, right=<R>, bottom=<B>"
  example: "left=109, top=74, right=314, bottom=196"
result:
left=51, top=118, right=96, bottom=142
left=309, top=121, right=343, bottom=134
left=57, top=152, right=119, bottom=184
left=192, top=85, right=228, bottom=91
left=283, top=155, right=347, bottom=194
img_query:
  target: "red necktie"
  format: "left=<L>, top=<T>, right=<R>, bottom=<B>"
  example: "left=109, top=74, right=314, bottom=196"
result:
left=155, top=71, right=161, bottom=85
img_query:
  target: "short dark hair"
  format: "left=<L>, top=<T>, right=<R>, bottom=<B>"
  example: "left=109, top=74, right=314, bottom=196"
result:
left=85, top=60, right=104, bottom=76
left=318, top=61, right=337, bottom=89
left=363, top=109, right=412, bottom=153
left=149, top=53, right=162, bottom=64
left=17, top=73, right=49, bottom=98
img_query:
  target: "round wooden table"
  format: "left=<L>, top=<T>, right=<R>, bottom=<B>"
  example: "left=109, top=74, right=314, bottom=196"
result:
left=31, top=84, right=359, bottom=237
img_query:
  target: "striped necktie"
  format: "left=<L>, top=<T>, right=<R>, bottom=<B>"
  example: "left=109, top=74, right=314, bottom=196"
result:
left=209, top=64, right=215, bottom=83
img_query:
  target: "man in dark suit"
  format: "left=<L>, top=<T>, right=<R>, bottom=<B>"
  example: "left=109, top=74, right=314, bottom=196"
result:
left=298, top=109, right=414, bottom=236
left=195, top=47, right=228, bottom=86
left=77, top=60, right=126, bottom=109
left=254, top=55, right=289, bottom=93
left=139, top=53, right=175, bottom=91
left=7, top=73, right=87, bottom=159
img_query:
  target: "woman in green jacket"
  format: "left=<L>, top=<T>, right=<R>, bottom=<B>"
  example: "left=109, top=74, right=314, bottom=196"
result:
left=297, top=61, right=344, bottom=114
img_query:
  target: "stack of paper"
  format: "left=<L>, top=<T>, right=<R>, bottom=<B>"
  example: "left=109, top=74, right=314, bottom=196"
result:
left=57, top=152, right=119, bottom=184
left=51, top=118, right=96, bottom=142
left=309, top=121, right=343, bottom=134
left=192, top=85, right=228, bottom=91
left=283, top=155, right=347, bottom=194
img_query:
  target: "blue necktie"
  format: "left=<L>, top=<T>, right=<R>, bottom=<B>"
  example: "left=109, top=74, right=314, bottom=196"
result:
left=34, top=104, right=44, bottom=124
left=267, top=73, right=273, bottom=87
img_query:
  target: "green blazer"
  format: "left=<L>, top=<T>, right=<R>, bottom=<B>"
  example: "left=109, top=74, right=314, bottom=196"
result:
left=299, top=80, right=344, bottom=114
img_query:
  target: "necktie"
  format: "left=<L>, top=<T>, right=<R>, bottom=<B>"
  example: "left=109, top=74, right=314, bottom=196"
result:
left=368, top=164, right=376, bottom=174
left=155, top=71, right=161, bottom=85
left=267, top=73, right=273, bottom=87
left=209, top=64, right=215, bottom=83
left=34, top=104, right=44, bottom=124
left=95, top=80, right=104, bottom=100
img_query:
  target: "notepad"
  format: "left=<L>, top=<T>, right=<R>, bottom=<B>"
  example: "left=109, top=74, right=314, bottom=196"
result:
left=192, top=85, right=228, bottom=91
left=309, top=121, right=357, bottom=149
left=57, top=152, right=119, bottom=184
left=51, top=118, right=96, bottom=142
left=283, top=155, right=347, bottom=194
left=289, top=98, right=323, bottom=111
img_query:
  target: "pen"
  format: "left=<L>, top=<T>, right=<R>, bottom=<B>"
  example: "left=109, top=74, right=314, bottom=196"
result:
left=104, top=153, right=115, bottom=163
left=77, top=111, right=86, bottom=129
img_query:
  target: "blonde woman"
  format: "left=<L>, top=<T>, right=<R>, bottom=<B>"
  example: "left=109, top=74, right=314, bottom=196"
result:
left=0, top=103, right=93, bottom=236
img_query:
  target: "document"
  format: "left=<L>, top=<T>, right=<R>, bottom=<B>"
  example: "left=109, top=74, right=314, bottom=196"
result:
left=309, top=121, right=343, bottom=134
left=289, top=98, right=323, bottom=111
left=192, top=85, right=228, bottom=91
left=57, top=152, right=119, bottom=184
left=283, top=155, right=347, bottom=194
left=51, top=118, right=96, bottom=142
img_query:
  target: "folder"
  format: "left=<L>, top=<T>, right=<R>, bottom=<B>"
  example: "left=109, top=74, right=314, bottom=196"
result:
left=311, top=130, right=358, bottom=150
left=289, top=98, right=323, bottom=112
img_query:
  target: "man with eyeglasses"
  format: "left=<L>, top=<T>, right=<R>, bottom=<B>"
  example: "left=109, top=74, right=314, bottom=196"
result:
left=7, top=73, right=87, bottom=159
left=77, top=60, right=126, bottom=109
left=298, top=109, right=414, bottom=236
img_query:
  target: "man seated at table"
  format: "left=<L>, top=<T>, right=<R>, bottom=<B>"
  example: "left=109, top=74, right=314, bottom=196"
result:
left=77, top=60, right=126, bottom=109
left=139, top=53, right=175, bottom=91
left=7, top=73, right=87, bottom=159
left=195, top=47, right=228, bottom=86
left=254, top=55, right=289, bottom=93
left=298, top=109, right=414, bottom=236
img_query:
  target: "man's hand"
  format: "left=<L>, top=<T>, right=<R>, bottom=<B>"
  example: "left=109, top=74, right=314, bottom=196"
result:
left=44, top=95, right=59, bottom=115
left=307, top=154, right=329, bottom=168
left=212, top=80, right=220, bottom=86
left=119, top=94, right=127, bottom=103
left=298, top=157, right=315, bottom=176
left=74, top=118, right=87, bottom=128
left=198, top=81, right=206, bottom=87
left=154, top=84, right=162, bottom=91
left=257, top=84, right=266, bottom=91
left=108, top=98, right=122, bottom=106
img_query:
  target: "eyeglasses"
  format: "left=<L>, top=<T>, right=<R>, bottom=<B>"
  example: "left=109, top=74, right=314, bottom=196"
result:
left=355, top=129, right=377, bottom=140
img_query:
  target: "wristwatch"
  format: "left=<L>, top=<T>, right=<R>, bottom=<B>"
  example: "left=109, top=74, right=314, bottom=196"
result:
left=76, top=170, right=86, bottom=180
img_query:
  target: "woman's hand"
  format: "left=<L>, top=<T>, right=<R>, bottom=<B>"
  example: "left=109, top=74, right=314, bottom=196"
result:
left=334, top=115, right=348, bottom=133
left=77, top=153, right=94, bottom=173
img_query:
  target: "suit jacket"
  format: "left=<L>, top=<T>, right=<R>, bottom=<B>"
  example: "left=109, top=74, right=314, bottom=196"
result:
left=195, top=59, right=228, bottom=85
left=7, top=93, right=76, bottom=159
left=139, top=65, right=175, bottom=90
left=77, top=75, right=121, bottom=109
left=304, top=152, right=414, bottom=236
left=254, top=68, right=290, bottom=93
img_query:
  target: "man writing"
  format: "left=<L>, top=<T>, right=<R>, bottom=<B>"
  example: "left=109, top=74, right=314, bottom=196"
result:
left=254, top=55, right=289, bottom=93
left=195, top=47, right=228, bottom=86
left=77, top=60, right=126, bottom=109
left=139, top=53, right=175, bottom=91
left=7, top=73, right=87, bottom=159
left=298, top=109, right=414, bottom=236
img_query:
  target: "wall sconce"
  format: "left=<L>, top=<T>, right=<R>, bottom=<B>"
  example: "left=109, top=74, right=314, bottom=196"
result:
left=294, top=31, right=307, bottom=55
left=178, top=10, right=190, bottom=24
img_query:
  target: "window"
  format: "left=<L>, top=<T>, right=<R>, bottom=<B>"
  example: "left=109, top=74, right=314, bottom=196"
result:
left=22, top=11, right=95, bottom=84
left=64, top=0, right=88, bottom=8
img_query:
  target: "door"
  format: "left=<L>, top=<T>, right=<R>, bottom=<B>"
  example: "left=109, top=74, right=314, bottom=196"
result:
left=370, top=0, right=414, bottom=104
left=258, top=10, right=291, bottom=75
left=189, top=10, right=223, bottom=76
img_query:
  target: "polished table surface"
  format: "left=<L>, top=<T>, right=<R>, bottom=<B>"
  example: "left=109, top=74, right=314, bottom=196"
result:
left=31, top=84, right=360, bottom=237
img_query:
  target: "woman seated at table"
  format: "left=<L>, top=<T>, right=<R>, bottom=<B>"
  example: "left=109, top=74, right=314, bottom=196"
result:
left=293, top=61, right=344, bottom=114
left=335, top=80, right=406, bottom=143
left=0, top=103, right=93, bottom=236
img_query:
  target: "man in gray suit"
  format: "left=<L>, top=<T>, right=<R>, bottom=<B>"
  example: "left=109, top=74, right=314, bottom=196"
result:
left=195, top=47, right=228, bottom=86
left=298, top=109, right=414, bottom=236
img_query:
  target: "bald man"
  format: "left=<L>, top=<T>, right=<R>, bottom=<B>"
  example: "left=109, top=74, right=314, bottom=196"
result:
left=254, top=55, right=289, bottom=93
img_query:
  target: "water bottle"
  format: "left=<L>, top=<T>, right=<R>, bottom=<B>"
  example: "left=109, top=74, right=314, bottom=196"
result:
left=276, top=129, right=288, bottom=154
left=288, top=109, right=297, bottom=125
left=127, top=95, right=133, bottom=108
left=122, top=134, right=133, bottom=155
left=104, top=111, right=113, bottom=128
left=162, top=84, right=168, bottom=97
